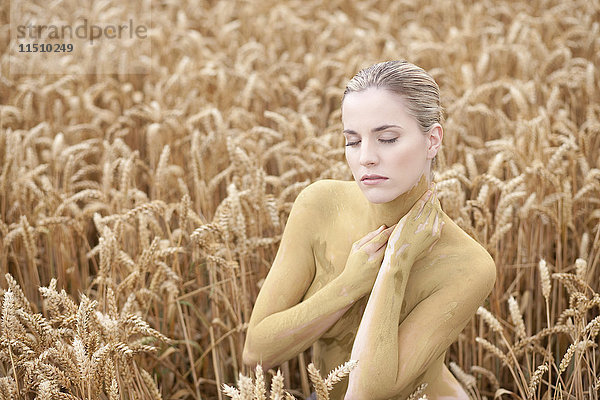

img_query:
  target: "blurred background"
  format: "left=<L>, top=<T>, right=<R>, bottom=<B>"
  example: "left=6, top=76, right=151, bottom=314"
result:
left=0, top=0, right=599, bottom=399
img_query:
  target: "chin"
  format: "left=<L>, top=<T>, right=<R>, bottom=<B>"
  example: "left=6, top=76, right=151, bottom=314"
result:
left=359, top=187, right=398, bottom=204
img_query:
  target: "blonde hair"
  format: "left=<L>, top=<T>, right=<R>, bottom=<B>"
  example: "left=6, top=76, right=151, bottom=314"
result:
left=342, top=60, right=444, bottom=171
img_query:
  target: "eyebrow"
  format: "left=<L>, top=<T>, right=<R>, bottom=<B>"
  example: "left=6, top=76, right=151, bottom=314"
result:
left=343, top=124, right=404, bottom=135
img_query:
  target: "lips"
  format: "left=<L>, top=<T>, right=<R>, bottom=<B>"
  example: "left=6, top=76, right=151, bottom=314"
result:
left=361, top=174, right=388, bottom=181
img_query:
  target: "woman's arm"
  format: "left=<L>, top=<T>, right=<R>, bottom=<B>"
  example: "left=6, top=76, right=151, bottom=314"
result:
left=243, top=181, right=337, bottom=370
left=345, top=252, right=496, bottom=399
left=243, top=273, right=360, bottom=371
left=345, top=188, right=496, bottom=399
left=243, top=180, right=384, bottom=371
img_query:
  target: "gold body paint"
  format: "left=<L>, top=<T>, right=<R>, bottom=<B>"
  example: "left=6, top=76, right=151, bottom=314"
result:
left=243, top=173, right=496, bottom=399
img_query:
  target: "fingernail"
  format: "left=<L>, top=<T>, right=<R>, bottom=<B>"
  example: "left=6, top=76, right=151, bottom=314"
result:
left=378, top=225, right=385, bottom=231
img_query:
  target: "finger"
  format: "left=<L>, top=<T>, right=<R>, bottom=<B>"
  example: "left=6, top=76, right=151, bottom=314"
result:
left=432, top=211, right=439, bottom=232
left=433, top=215, right=445, bottom=237
left=423, top=188, right=434, bottom=203
left=415, top=193, right=435, bottom=220
left=359, top=224, right=395, bottom=252
left=368, top=226, right=397, bottom=258
left=419, top=190, right=441, bottom=220
left=413, top=190, right=433, bottom=220
left=366, top=224, right=396, bottom=247
left=383, top=223, right=398, bottom=232
left=388, top=218, right=406, bottom=246
left=427, top=237, right=440, bottom=253
left=432, top=194, right=442, bottom=210
left=415, top=207, right=436, bottom=233
left=415, top=202, right=431, bottom=221
left=372, top=239, right=388, bottom=253
left=427, top=189, right=438, bottom=208
left=418, top=189, right=433, bottom=207
left=367, top=243, right=388, bottom=261
left=356, top=224, right=386, bottom=248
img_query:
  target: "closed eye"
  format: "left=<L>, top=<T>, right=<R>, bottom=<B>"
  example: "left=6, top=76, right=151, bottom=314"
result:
left=345, top=138, right=398, bottom=147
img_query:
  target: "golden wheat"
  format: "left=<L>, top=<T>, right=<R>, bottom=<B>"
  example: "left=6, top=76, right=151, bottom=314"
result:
left=1, top=0, right=599, bottom=398
left=220, top=362, right=346, bottom=400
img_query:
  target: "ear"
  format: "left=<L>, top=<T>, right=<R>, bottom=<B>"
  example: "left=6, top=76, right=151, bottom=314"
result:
left=427, top=124, right=443, bottom=159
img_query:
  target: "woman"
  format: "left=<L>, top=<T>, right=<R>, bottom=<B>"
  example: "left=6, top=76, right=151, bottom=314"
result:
left=242, top=61, right=496, bottom=400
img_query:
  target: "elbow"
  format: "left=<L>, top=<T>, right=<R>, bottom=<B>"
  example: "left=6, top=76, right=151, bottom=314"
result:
left=242, top=337, right=259, bottom=367
left=242, top=346, right=262, bottom=369
left=241, top=344, right=254, bottom=367
left=242, top=340, right=274, bottom=371
left=242, top=354, right=275, bottom=373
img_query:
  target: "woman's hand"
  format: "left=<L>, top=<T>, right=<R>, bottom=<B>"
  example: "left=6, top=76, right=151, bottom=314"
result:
left=340, top=223, right=397, bottom=297
left=381, top=184, right=445, bottom=275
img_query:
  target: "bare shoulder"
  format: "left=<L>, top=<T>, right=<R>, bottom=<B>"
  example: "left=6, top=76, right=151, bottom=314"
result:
left=435, top=214, right=497, bottom=296
left=298, top=178, right=344, bottom=198
left=302, top=179, right=352, bottom=195
left=295, top=179, right=354, bottom=215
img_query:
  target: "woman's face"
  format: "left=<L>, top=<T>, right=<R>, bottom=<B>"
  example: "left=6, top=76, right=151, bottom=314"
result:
left=342, top=87, right=433, bottom=204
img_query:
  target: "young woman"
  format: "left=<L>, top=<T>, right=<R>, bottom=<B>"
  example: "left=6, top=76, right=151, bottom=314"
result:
left=242, top=61, right=496, bottom=400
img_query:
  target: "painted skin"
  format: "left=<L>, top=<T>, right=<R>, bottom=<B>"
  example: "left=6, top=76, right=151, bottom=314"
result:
left=243, top=175, right=496, bottom=399
left=243, top=87, right=497, bottom=399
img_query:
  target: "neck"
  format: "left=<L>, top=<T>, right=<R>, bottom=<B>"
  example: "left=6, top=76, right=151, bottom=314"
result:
left=361, top=173, right=430, bottom=229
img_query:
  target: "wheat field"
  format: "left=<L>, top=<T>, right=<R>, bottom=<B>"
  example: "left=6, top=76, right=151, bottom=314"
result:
left=0, top=0, right=599, bottom=399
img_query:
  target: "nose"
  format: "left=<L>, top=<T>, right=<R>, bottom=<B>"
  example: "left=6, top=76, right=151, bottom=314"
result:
left=359, top=138, right=378, bottom=166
